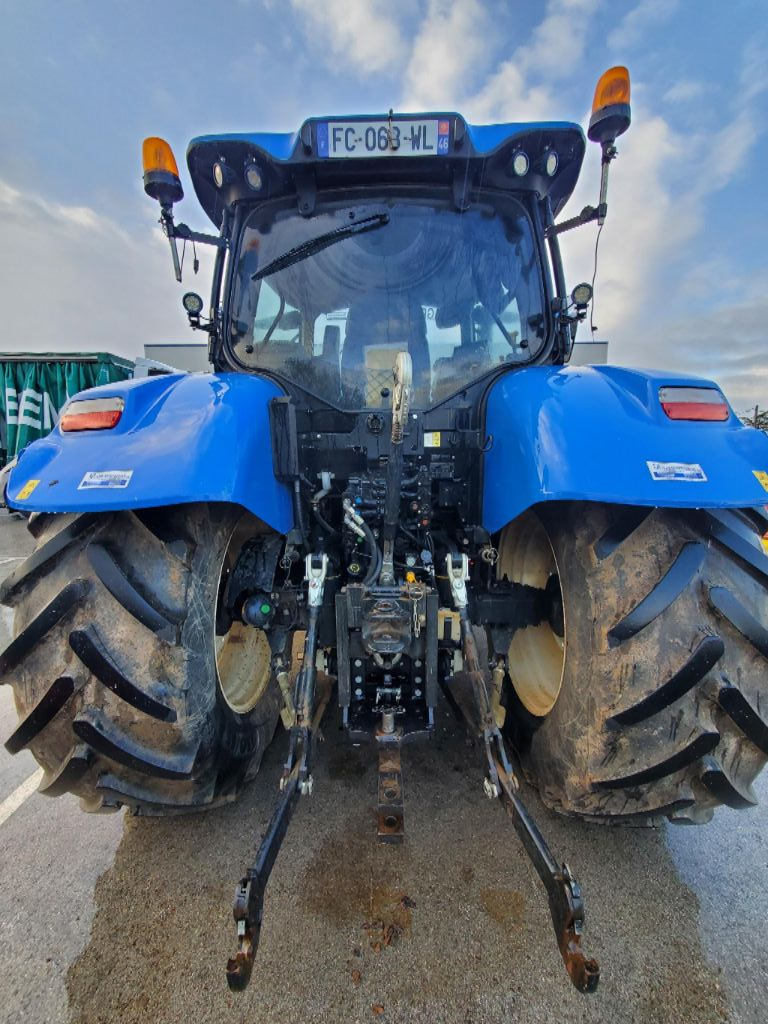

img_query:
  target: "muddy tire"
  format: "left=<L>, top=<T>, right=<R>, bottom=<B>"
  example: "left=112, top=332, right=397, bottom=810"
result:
left=498, top=502, right=768, bottom=824
left=0, top=504, right=282, bottom=814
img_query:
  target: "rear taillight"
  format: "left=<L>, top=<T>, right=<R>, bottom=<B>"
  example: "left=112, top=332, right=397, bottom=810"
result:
left=659, top=387, right=729, bottom=421
left=60, top=397, right=124, bottom=432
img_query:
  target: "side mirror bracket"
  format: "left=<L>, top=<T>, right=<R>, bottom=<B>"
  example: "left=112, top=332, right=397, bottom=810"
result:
left=143, top=137, right=227, bottom=283
left=548, top=67, right=631, bottom=237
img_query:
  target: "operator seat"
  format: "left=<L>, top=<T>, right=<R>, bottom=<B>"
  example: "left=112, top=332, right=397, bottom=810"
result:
left=340, top=294, right=431, bottom=406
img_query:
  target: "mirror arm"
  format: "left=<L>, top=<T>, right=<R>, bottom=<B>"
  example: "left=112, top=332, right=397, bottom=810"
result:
left=596, top=141, right=617, bottom=226
left=159, top=205, right=228, bottom=283
left=159, top=205, right=183, bottom=283
left=173, top=221, right=228, bottom=249
left=547, top=139, right=618, bottom=237
left=546, top=203, right=606, bottom=237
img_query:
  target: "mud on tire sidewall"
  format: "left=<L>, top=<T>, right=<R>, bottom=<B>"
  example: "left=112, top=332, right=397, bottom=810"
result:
left=502, top=502, right=768, bottom=824
left=3, top=503, right=281, bottom=813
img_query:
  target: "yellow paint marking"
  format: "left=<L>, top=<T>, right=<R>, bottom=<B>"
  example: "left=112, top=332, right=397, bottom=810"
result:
left=15, top=479, right=40, bottom=501
left=753, top=470, right=768, bottom=492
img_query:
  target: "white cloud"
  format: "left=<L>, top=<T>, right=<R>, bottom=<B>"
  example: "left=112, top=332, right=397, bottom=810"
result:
left=288, top=0, right=411, bottom=75
left=463, top=61, right=557, bottom=122
left=401, top=0, right=494, bottom=111
left=739, top=37, right=768, bottom=103
left=426, top=0, right=603, bottom=124
left=696, top=109, right=760, bottom=196
left=555, top=82, right=767, bottom=405
left=657, top=289, right=768, bottom=411
left=0, top=181, right=213, bottom=362
left=558, top=108, right=697, bottom=344
left=519, top=0, right=602, bottom=80
left=663, top=79, right=709, bottom=104
left=607, top=0, right=679, bottom=50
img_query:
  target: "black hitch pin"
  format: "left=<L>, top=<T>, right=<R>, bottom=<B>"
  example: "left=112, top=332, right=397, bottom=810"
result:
left=445, top=554, right=600, bottom=994
left=226, top=553, right=329, bottom=992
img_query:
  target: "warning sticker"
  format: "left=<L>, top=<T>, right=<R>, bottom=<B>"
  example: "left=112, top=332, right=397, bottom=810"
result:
left=646, top=461, right=707, bottom=482
left=424, top=431, right=441, bottom=448
left=15, top=479, right=40, bottom=501
left=753, top=470, right=768, bottom=492
left=78, top=470, right=133, bottom=490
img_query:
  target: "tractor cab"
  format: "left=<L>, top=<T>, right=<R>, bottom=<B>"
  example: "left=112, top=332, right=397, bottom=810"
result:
left=179, top=113, right=590, bottom=412
left=227, top=188, right=546, bottom=409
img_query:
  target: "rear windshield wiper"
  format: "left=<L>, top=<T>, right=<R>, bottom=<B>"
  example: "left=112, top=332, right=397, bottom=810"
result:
left=251, top=212, right=390, bottom=282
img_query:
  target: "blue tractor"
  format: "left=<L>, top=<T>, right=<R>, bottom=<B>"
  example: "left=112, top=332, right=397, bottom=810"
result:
left=3, top=68, right=768, bottom=993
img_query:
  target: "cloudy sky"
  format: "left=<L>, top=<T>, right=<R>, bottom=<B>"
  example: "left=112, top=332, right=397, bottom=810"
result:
left=1, top=0, right=766, bottom=412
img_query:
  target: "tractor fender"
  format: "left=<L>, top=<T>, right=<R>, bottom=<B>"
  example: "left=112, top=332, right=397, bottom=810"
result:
left=5, top=372, right=293, bottom=535
left=482, top=364, right=768, bottom=535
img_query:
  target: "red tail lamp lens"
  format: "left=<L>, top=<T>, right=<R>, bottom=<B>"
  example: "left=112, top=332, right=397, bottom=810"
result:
left=61, top=397, right=124, bottom=432
left=659, top=387, right=729, bottom=421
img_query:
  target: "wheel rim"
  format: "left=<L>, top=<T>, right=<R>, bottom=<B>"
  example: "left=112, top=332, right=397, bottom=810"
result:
left=497, top=511, right=565, bottom=717
left=215, top=520, right=273, bottom=715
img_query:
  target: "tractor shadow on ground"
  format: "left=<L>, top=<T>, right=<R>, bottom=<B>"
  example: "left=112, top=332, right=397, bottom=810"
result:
left=66, top=707, right=727, bottom=1024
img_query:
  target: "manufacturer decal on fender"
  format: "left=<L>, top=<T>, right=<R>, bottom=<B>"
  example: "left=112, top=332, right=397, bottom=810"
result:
left=752, top=470, right=768, bottom=492
left=646, top=461, right=707, bottom=482
left=78, top=470, right=133, bottom=490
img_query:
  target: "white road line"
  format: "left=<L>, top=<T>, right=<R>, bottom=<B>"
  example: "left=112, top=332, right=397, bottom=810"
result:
left=0, top=767, right=44, bottom=827
left=0, top=557, right=25, bottom=564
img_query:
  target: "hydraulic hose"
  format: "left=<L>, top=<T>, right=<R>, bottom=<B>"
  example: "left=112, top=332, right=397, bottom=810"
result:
left=312, top=472, right=338, bottom=536
left=361, top=518, right=381, bottom=585
left=382, top=444, right=404, bottom=537
left=343, top=499, right=381, bottom=586
left=313, top=505, right=337, bottom=537
left=293, top=479, right=309, bottom=549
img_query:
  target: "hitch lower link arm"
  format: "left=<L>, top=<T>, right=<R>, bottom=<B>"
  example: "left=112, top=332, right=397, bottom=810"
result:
left=446, top=554, right=600, bottom=994
left=226, top=554, right=329, bottom=992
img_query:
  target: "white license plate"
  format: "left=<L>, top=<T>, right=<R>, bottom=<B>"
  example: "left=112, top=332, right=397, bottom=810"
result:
left=317, top=119, right=450, bottom=158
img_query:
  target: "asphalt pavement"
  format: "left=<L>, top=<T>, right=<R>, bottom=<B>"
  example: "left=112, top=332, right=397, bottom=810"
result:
left=0, top=509, right=766, bottom=1024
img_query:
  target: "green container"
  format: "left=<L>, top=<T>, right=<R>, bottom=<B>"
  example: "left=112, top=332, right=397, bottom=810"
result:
left=0, top=352, right=134, bottom=465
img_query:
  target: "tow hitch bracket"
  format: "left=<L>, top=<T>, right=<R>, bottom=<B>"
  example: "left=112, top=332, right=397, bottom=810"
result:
left=447, top=554, right=600, bottom=994
left=377, top=709, right=405, bottom=843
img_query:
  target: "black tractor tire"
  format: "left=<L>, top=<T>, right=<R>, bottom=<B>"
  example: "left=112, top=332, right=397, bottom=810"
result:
left=0, top=503, right=282, bottom=814
left=497, top=502, right=768, bottom=825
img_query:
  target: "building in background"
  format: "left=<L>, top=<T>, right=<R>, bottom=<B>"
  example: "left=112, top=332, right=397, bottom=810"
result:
left=570, top=340, right=608, bottom=365
left=143, top=343, right=211, bottom=372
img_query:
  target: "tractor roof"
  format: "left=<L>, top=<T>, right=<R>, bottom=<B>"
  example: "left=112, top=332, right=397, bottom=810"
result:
left=187, top=114, right=585, bottom=228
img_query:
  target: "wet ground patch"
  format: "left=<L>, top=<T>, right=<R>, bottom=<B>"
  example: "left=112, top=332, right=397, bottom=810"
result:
left=67, top=709, right=730, bottom=1024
